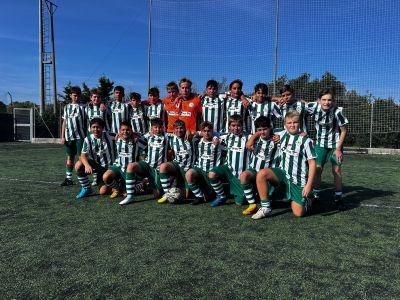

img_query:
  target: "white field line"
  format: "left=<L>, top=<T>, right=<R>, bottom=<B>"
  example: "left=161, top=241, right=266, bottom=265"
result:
left=0, top=147, right=60, bottom=152
left=0, top=177, right=59, bottom=185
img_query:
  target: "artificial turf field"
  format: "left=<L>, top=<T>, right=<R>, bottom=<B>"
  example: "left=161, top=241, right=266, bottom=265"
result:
left=0, top=142, right=399, bottom=299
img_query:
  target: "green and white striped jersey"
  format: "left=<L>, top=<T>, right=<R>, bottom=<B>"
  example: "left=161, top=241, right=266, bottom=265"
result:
left=249, top=137, right=279, bottom=171
left=195, top=138, right=222, bottom=172
left=307, top=102, right=348, bottom=149
left=62, top=103, right=87, bottom=141
left=108, top=101, right=130, bottom=134
left=220, top=132, right=251, bottom=178
left=143, top=133, right=170, bottom=171
left=85, top=105, right=106, bottom=122
left=280, top=101, right=309, bottom=133
left=277, top=131, right=316, bottom=186
left=113, top=137, right=146, bottom=172
left=146, top=103, right=164, bottom=122
left=168, top=134, right=196, bottom=172
left=129, top=105, right=148, bottom=134
left=248, top=101, right=282, bottom=133
left=202, top=95, right=225, bottom=132
left=82, top=131, right=115, bottom=168
left=224, top=96, right=247, bottom=132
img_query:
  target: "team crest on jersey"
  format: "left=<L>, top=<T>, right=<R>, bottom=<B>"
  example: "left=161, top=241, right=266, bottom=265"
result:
left=189, top=103, right=194, bottom=108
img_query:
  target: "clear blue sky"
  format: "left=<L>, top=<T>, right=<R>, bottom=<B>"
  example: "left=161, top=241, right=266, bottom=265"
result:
left=0, top=0, right=399, bottom=104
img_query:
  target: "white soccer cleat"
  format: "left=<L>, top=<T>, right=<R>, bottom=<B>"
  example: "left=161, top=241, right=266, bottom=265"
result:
left=119, top=195, right=135, bottom=206
left=251, top=207, right=272, bottom=220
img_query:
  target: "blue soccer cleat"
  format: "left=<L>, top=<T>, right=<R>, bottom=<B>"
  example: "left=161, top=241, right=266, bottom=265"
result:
left=210, top=196, right=226, bottom=207
left=75, top=187, right=93, bottom=199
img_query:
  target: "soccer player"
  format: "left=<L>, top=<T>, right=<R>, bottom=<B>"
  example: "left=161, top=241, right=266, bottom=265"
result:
left=128, top=92, right=147, bottom=134
left=275, top=85, right=309, bottom=133
left=145, top=87, right=164, bottom=127
left=157, top=120, right=196, bottom=204
left=118, top=118, right=170, bottom=205
left=241, top=116, right=280, bottom=215
left=200, top=80, right=225, bottom=133
left=60, top=86, right=87, bottom=186
left=248, top=83, right=281, bottom=133
left=162, top=81, right=180, bottom=133
left=74, top=118, right=115, bottom=199
left=253, top=111, right=316, bottom=219
left=185, top=121, right=222, bottom=205
left=308, top=88, right=348, bottom=210
left=108, top=86, right=129, bottom=135
left=208, top=114, right=251, bottom=207
left=103, top=121, right=145, bottom=200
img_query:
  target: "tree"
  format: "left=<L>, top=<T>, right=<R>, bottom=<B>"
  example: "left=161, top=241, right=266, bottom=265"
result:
left=98, top=76, right=114, bottom=103
left=0, top=101, right=6, bottom=113
left=81, top=82, right=91, bottom=104
left=59, top=81, right=72, bottom=103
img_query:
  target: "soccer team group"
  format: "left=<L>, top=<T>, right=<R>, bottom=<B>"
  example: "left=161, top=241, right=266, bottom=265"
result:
left=61, top=77, right=348, bottom=220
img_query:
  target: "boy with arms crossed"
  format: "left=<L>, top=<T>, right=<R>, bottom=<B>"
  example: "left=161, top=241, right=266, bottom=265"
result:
left=241, top=116, right=280, bottom=216
left=200, top=80, right=225, bottom=133
left=61, top=86, right=87, bottom=186
left=186, top=121, right=222, bottom=205
left=308, top=88, right=348, bottom=210
left=128, top=92, right=148, bottom=134
left=108, top=86, right=129, bottom=135
left=74, top=118, right=115, bottom=199
left=118, top=118, right=170, bottom=206
left=208, top=114, right=251, bottom=207
left=254, top=111, right=316, bottom=219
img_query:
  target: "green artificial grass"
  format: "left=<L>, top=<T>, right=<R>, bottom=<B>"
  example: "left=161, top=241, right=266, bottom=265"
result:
left=0, top=143, right=399, bottom=299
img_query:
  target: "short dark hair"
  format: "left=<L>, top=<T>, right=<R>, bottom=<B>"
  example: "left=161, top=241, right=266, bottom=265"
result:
left=150, top=118, right=163, bottom=127
left=120, top=121, right=132, bottom=129
left=90, top=88, right=100, bottom=95
left=254, top=116, right=271, bottom=129
left=148, top=87, right=160, bottom=96
left=229, top=79, right=243, bottom=90
left=90, top=117, right=105, bottom=128
left=280, top=84, right=294, bottom=95
left=70, top=86, right=82, bottom=96
left=173, top=120, right=186, bottom=129
left=254, top=83, right=268, bottom=95
left=129, top=92, right=141, bottom=101
left=114, top=85, right=125, bottom=95
left=228, top=114, right=243, bottom=126
left=166, top=81, right=178, bottom=91
left=206, top=80, right=218, bottom=90
left=179, top=77, right=192, bottom=87
left=200, top=121, right=213, bottom=131
left=318, top=87, right=335, bottom=99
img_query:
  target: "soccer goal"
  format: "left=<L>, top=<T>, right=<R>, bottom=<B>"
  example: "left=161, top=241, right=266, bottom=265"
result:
left=13, top=108, right=34, bottom=142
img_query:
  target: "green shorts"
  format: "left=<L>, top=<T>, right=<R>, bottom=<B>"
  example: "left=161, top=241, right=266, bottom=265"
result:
left=190, top=166, right=213, bottom=195
left=138, top=161, right=162, bottom=191
left=210, top=164, right=244, bottom=204
left=315, top=145, right=341, bottom=167
left=87, top=159, right=107, bottom=185
left=269, top=168, right=307, bottom=206
left=108, top=165, right=126, bottom=180
left=65, top=139, right=84, bottom=156
left=171, top=161, right=189, bottom=189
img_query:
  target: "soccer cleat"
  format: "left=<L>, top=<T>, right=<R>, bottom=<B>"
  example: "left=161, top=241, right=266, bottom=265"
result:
left=110, top=189, right=121, bottom=199
left=157, top=193, right=170, bottom=204
left=312, top=191, right=320, bottom=202
left=251, top=207, right=272, bottom=220
left=210, top=196, right=226, bottom=207
left=242, top=204, right=258, bottom=215
left=119, top=195, right=135, bottom=206
left=75, top=187, right=93, bottom=199
left=61, top=178, right=74, bottom=186
left=191, top=197, right=205, bottom=205
left=334, top=197, right=347, bottom=211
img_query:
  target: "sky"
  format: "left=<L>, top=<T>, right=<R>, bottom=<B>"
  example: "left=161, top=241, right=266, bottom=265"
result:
left=0, top=0, right=399, bottom=104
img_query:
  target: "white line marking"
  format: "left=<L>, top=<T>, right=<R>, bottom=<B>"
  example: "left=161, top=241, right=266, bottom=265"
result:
left=0, top=178, right=59, bottom=184
left=0, top=147, right=60, bottom=152
left=359, top=204, right=400, bottom=209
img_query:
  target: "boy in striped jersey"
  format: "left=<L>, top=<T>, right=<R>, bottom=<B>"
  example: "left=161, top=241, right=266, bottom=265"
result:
left=145, top=87, right=165, bottom=128
left=118, top=118, right=170, bottom=205
left=200, top=80, right=225, bottom=133
left=223, top=79, right=251, bottom=133
left=308, top=88, right=348, bottom=210
left=248, top=83, right=281, bottom=133
left=157, top=120, right=196, bottom=204
left=209, top=114, right=251, bottom=207
left=186, top=121, right=222, bottom=205
left=74, top=118, right=115, bottom=199
left=241, top=116, right=280, bottom=216
left=275, top=85, right=309, bottom=133
left=61, top=86, right=87, bottom=186
left=108, top=86, right=130, bottom=135
left=103, top=122, right=146, bottom=200
left=128, top=92, right=148, bottom=135
left=254, top=111, right=316, bottom=219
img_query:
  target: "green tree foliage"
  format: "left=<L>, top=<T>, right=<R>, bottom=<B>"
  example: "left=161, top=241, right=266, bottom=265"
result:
left=0, top=101, right=7, bottom=113
left=81, top=82, right=91, bottom=105
left=98, top=76, right=114, bottom=103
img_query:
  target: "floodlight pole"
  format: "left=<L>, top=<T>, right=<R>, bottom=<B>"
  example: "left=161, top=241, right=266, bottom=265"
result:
left=7, top=91, right=13, bottom=105
left=147, top=0, right=153, bottom=92
left=273, top=0, right=280, bottom=96
left=47, top=0, right=58, bottom=114
left=39, top=0, right=44, bottom=115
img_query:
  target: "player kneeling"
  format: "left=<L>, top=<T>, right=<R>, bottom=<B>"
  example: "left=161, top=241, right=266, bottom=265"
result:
left=254, top=111, right=316, bottom=219
left=74, top=118, right=115, bottom=199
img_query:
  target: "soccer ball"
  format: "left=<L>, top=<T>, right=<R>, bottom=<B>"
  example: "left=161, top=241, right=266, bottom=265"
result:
left=167, top=187, right=182, bottom=204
